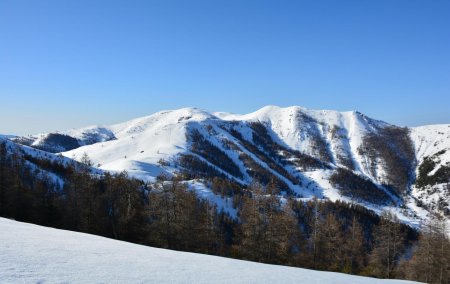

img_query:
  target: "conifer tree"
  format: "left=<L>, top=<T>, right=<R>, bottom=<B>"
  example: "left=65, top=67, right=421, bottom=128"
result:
left=321, top=213, right=344, bottom=271
left=343, top=214, right=366, bottom=274
left=309, top=197, right=323, bottom=269
left=367, top=211, right=405, bottom=278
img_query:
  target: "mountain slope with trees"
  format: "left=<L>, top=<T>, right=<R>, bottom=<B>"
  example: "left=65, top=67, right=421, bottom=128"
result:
left=0, top=134, right=449, bottom=282
left=9, top=106, right=447, bottom=228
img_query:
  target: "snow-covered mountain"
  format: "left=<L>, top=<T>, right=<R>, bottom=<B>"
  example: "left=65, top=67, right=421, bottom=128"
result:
left=0, top=217, right=418, bottom=284
left=7, top=106, right=450, bottom=228
left=0, top=134, right=97, bottom=189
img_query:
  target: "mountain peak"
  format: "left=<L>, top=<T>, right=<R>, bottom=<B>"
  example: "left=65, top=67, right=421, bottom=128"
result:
left=4, top=104, right=450, bottom=234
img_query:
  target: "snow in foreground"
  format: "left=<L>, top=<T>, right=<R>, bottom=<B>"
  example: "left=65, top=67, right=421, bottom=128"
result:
left=0, top=218, right=418, bottom=284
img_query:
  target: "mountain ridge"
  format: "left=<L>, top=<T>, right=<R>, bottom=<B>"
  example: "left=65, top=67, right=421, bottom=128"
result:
left=4, top=105, right=450, bottom=230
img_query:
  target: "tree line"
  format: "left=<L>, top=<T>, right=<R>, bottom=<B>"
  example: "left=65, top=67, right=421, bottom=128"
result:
left=0, top=141, right=448, bottom=283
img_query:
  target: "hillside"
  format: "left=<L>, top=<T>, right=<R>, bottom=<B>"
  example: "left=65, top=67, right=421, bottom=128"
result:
left=7, top=106, right=449, bottom=229
left=0, top=217, right=418, bottom=284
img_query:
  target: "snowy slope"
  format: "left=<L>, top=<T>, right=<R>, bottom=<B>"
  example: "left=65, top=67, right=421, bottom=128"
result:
left=0, top=218, right=418, bottom=284
left=216, top=105, right=391, bottom=183
left=409, top=125, right=450, bottom=219
left=62, top=108, right=215, bottom=181
left=410, top=124, right=450, bottom=169
left=61, top=106, right=387, bottom=183
left=11, top=125, right=116, bottom=153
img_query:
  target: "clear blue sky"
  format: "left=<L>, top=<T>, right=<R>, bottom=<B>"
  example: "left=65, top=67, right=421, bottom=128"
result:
left=1, top=0, right=449, bottom=135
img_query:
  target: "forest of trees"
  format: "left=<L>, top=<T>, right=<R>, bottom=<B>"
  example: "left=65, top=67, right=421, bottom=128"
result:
left=330, top=168, right=392, bottom=205
left=0, top=141, right=449, bottom=283
left=358, top=126, right=416, bottom=196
